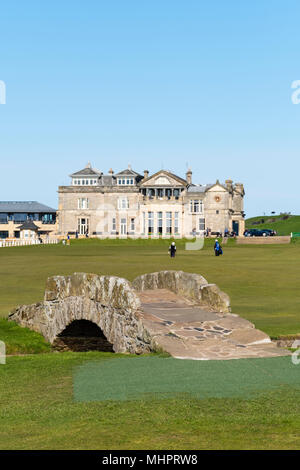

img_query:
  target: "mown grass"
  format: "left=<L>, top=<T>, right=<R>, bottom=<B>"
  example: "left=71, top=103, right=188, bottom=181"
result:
left=1, top=240, right=300, bottom=450
left=0, top=238, right=300, bottom=342
left=246, top=214, right=300, bottom=235
left=0, top=319, right=50, bottom=355
left=0, top=353, right=300, bottom=450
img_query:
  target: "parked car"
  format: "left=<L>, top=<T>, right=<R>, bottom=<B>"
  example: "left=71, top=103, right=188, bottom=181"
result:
left=260, top=229, right=276, bottom=236
left=244, top=229, right=263, bottom=237
left=244, top=228, right=276, bottom=237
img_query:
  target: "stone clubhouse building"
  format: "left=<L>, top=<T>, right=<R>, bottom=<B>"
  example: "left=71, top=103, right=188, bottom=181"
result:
left=57, top=163, right=245, bottom=238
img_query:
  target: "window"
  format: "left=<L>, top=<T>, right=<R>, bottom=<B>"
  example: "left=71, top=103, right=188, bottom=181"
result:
left=130, top=218, right=135, bottom=231
left=174, top=212, right=179, bottom=234
left=199, top=218, right=205, bottom=231
left=112, top=218, right=116, bottom=231
left=78, top=218, right=89, bottom=235
left=166, top=212, right=172, bottom=234
left=166, top=189, right=172, bottom=199
left=148, top=212, right=154, bottom=235
left=190, top=200, right=203, bottom=213
left=78, top=198, right=89, bottom=209
left=118, top=197, right=129, bottom=210
left=0, top=213, right=8, bottom=223
left=157, top=211, right=163, bottom=235
left=118, top=177, right=134, bottom=185
left=120, top=218, right=127, bottom=235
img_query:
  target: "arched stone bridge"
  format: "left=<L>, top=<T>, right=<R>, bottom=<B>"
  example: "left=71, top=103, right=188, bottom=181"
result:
left=9, top=271, right=290, bottom=359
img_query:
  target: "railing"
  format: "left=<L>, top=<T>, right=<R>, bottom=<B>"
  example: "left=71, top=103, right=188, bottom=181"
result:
left=0, top=238, right=59, bottom=248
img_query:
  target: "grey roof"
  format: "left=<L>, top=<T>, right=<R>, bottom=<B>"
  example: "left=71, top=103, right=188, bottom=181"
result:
left=70, top=167, right=102, bottom=177
left=187, top=184, right=214, bottom=193
left=100, top=175, right=116, bottom=186
left=115, top=168, right=142, bottom=177
left=0, top=201, right=56, bottom=213
left=17, top=220, right=39, bottom=231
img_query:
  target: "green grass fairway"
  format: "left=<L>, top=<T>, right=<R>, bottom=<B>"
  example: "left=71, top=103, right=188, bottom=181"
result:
left=1, top=240, right=300, bottom=450
left=246, top=214, right=300, bottom=235
left=0, top=238, right=300, bottom=339
left=74, top=356, right=300, bottom=402
left=1, top=353, right=300, bottom=450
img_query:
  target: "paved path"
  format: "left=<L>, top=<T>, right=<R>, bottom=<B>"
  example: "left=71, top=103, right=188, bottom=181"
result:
left=139, top=289, right=291, bottom=360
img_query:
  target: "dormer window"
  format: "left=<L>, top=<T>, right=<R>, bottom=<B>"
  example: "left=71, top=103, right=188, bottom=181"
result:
left=117, top=178, right=134, bottom=185
left=72, top=178, right=98, bottom=186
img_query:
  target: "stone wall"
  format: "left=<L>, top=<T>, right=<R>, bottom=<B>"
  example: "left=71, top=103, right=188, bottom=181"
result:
left=9, top=272, right=151, bottom=354
left=132, top=270, right=231, bottom=313
left=237, top=236, right=291, bottom=244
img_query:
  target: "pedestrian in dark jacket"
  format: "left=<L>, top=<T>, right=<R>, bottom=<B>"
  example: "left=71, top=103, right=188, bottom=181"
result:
left=169, top=241, right=176, bottom=258
left=214, top=239, right=223, bottom=256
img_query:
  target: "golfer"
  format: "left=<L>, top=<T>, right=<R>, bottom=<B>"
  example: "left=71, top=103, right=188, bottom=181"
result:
left=169, top=241, right=177, bottom=258
left=214, top=239, right=223, bottom=256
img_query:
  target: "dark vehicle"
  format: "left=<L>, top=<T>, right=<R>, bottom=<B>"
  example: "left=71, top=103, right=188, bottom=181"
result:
left=243, top=229, right=263, bottom=237
left=260, top=229, right=276, bottom=236
left=244, top=228, right=276, bottom=237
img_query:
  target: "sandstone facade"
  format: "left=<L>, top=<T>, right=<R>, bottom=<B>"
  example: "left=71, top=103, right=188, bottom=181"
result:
left=58, top=164, right=245, bottom=238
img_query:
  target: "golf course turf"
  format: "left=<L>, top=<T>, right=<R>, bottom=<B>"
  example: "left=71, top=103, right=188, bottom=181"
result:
left=0, top=239, right=300, bottom=449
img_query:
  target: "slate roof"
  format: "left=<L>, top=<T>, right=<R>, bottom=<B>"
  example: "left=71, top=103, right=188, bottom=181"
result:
left=100, top=175, right=116, bottom=186
left=187, top=184, right=214, bottom=193
left=0, top=201, right=56, bottom=213
left=17, top=220, right=40, bottom=231
left=115, top=168, right=143, bottom=177
left=70, top=167, right=102, bottom=177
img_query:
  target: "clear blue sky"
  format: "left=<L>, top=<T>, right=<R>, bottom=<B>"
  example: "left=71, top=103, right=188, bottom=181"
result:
left=1, top=0, right=300, bottom=216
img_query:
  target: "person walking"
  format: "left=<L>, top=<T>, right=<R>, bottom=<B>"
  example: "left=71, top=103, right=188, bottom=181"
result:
left=169, top=241, right=177, bottom=258
left=214, top=239, right=223, bottom=256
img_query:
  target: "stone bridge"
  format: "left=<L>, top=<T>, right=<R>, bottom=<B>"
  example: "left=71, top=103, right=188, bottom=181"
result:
left=9, top=271, right=290, bottom=360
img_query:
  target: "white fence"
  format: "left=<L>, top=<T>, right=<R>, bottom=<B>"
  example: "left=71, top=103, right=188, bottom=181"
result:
left=0, top=239, right=59, bottom=248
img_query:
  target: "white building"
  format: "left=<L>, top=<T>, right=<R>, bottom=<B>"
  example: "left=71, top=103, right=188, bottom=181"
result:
left=58, top=163, right=245, bottom=238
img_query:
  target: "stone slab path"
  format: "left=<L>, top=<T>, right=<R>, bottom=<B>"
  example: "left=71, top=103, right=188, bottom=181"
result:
left=138, top=289, right=291, bottom=360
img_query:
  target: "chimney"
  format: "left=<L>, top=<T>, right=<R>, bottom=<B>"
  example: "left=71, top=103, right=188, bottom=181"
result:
left=234, top=183, right=244, bottom=195
left=108, top=168, right=114, bottom=175
left=144, top=170, right=149, bottom=179
left=186, top=168, right=192, bottom=185
left=225, top=179, right=233, bottom=191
